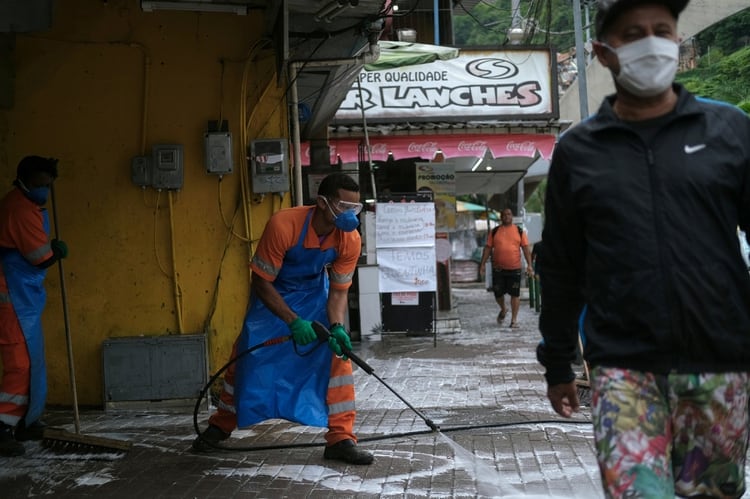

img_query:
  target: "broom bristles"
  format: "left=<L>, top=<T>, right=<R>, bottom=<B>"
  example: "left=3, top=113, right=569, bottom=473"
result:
left=575, top=379, right=591, bottom=407
left=42, top=427, right=131, bottom=453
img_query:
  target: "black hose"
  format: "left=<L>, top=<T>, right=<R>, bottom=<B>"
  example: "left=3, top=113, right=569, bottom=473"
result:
left=193, top=328, right=592, bottom=453
left=311, top=321, right=440, bottom=432
left=196, top=418, right=593, bottom=453
left=192, top=322, right=443, bottom=451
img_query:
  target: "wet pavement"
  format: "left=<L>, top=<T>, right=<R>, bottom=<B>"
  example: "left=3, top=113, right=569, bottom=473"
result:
left=2, top=283, right=746, bottom=498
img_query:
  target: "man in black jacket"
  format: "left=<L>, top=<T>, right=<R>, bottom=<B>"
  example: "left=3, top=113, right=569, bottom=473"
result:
left=537, top=0, right=750, bottom=497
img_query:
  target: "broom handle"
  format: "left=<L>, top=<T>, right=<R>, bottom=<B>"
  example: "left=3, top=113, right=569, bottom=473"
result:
left=578, top=333, right=590, bottom=382
left=50, top=183, right=80, bottom=434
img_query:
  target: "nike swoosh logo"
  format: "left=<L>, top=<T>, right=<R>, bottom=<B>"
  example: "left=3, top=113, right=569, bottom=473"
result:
left=684, top=144, right=706, bottom=154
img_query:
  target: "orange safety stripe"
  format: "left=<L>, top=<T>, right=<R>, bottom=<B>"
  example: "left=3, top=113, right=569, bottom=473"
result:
left=208, top=340, right=240, bottom=434
left=325, top=356, right=356, bottom=445
left=0, top=305, right=31, bottom=426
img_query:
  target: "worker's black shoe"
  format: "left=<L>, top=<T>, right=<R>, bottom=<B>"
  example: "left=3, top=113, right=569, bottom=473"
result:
left=0, top=423, right=25, bottom=457
left=15, top=419, right=46, bottom=441
left=323, top=439, right=374, bottom=465
left=191, top=424, right=230, bottom=453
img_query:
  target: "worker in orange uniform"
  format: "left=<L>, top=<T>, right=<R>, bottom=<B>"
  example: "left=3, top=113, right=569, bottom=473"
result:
left=0, top=156, right=68, bottom=457
left=193, top=172, right=373, bottom=465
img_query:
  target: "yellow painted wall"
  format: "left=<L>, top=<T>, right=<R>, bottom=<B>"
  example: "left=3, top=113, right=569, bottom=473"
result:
left=0, top=1, right=289, bottom=406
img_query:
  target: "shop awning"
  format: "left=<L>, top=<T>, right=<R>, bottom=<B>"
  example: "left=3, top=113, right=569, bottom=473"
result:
left=301, top=133, right=556, bottom=166
left=456, top=200, right=495, bottom=213
left=364, top=41, right=460, bottom=71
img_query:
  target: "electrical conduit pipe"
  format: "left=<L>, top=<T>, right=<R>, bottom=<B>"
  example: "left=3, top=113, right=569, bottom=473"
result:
left=289, top=41, right=381, bottom=206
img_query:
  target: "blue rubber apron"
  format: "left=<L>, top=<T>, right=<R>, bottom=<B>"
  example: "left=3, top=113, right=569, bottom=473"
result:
left=235, top=209, right=336, bottom=428
left=0, top=209, right=50, bottom=426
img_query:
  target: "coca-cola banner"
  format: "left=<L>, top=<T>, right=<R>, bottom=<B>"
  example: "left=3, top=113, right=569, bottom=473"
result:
left=301, top=133, right=556, bottom=165
left=334, top=48, right=557, bottom=122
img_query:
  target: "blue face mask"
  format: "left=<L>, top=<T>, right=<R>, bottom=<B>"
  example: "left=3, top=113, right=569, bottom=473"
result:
left=322, top=196, right=361, bottom=232
left=27, top=186, right=50, bottom=205
left=333, top=209, right=360, bottom=232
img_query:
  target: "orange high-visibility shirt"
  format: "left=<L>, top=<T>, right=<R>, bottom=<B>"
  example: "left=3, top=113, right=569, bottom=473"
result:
left=0, top=188, right=54, bottom=294
left=251, top=206, right=360, bottom=290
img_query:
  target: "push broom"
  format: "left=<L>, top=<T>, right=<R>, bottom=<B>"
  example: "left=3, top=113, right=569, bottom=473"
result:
left=575, top=333, right=592, bottom=407
left=41, top=182, right=131, bottom=453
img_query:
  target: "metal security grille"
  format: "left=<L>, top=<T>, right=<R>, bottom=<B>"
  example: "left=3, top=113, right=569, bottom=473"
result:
left=102, top=334, right=207, bottom=409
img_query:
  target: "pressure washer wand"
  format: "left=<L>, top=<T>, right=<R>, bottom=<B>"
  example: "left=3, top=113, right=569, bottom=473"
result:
left=312, top=321, right=440, bottom=432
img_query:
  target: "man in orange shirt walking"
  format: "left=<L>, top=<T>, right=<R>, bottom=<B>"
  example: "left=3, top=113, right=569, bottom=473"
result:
left=479, top=208, right=533, bottom=328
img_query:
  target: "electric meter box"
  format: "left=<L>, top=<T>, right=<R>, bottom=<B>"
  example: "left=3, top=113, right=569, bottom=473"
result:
left=152, top=144, right=184, bottom=190
left=131, top=156, right=152, bottom=187
left=250, top=139, right=289, bottom=193
left=204, top=132, right=233, bottom=175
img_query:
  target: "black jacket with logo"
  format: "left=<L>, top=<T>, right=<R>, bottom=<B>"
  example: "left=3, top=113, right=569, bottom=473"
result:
left=538, top=84, right=750, bottom=385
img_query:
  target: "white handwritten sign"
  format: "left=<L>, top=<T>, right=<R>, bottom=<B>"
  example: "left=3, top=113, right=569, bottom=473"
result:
left=377, top=247, right=437, bottom=292
left=375, top=202, right=435, bottom=248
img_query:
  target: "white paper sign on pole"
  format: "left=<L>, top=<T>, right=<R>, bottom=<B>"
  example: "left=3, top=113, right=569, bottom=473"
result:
left=377, top=246, right=437, bottom=292
left=375, top=202, right=435, bottom=248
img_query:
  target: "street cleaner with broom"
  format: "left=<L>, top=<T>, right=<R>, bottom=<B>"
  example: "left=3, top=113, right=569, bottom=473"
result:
left=193, top=172, right=373, bottom=465
left=0, top=156, right=68, bottom=457
left=537, top=0, right=750, bottom=497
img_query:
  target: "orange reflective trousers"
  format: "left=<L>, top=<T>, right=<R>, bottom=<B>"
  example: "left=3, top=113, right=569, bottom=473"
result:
left=0, top=303, right=30, bottom=427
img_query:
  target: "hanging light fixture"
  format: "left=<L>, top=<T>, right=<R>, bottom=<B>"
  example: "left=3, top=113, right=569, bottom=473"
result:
left=314, top=0, right=345, bottom=21
left=314, top=0, right=359, bottom=23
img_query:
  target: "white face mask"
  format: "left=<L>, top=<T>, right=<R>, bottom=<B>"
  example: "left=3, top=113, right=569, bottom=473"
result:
left=603, top=36, right=679, bottom=97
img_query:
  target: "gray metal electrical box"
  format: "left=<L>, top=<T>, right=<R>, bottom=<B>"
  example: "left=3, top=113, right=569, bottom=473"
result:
left=250, top=138, right=290, bottom=193
left=152, top=144, right=184, bottom=190
left=131, top=156, right=152, bottom=187
left=102, top=334, right=207, bottom=409
left=204, top=132, right=233, bottom=175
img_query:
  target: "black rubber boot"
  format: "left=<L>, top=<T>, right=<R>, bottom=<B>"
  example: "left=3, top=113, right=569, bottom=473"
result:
left=0, top=422, right=25, bottom=457
left=191, top=424, right=231, bottom=453
left=15, top=419, right=46, bottom=441
left=323, top=439, right=374, bottom=465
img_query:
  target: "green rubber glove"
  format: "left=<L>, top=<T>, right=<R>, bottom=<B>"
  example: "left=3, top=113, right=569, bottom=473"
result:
left=289, top=317, right=316, bottom=345
left=51, top=239, right=68, bottom=259
left=328, top=324, right=352, bottom=359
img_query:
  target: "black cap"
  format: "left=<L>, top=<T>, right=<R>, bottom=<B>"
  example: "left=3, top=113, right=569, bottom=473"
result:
left=16, top=156, right=59, bottom=182
left=595, top=0, right=689, bottom=39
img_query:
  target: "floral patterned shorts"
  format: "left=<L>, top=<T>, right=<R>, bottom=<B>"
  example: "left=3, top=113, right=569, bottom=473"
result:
left=590, top=367, right=750, bottom=498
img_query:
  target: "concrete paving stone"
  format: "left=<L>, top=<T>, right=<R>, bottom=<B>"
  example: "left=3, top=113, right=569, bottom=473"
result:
left=2, top=282, right=748, bottom=498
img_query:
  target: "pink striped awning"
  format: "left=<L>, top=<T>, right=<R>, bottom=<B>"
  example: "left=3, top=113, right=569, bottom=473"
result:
left=301, top=133, right=556, bottom=165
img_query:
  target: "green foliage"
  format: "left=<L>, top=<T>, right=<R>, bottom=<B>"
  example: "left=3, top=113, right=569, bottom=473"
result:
left=525, top=178, right=546, bottom=214
left=452, top=2, right=509, bottom=46
left=452, top=0, right=579, bottom=50
left=694, top=8, right=750, bottom=55
left=677, top=46, right=750, bottom=105
left=696, top=47, right=724, bottom=68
